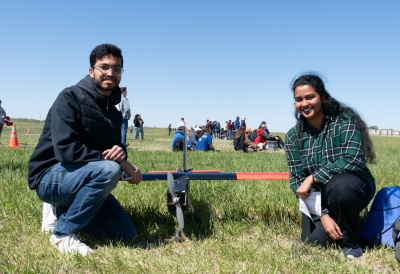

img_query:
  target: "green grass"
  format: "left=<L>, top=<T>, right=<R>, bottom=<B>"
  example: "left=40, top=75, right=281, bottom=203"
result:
left=0, top=120, right=399, bottom=273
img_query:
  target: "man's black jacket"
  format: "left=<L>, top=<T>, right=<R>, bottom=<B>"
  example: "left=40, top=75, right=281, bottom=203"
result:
left=28, top=75, right=124, bottom=190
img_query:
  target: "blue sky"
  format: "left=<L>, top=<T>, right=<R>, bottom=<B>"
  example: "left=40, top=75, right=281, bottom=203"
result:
left=1, top=1, right=399, bottom=132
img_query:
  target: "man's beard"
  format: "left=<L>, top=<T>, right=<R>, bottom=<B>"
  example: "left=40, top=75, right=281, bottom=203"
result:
left=94, top=78, right=117, bottom=94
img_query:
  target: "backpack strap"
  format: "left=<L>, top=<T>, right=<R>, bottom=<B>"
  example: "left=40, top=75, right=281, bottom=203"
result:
left=393, top=219, right=400, bottom=262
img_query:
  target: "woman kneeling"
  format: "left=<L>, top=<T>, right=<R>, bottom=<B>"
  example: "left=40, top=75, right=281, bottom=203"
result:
left=285, top=73, right=376, bottom=259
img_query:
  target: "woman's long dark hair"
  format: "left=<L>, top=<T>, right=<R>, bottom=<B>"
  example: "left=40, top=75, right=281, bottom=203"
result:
left=235, top=126, right=246, bottom=139
left=291, top=73, right=375, bottom=164
left=133, top=114, right=140, bottom=123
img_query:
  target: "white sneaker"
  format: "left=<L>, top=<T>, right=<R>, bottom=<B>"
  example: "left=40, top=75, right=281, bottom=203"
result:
left=50, top=234, right=93, bottom=256
left=41, top=203, right=57, bottom=233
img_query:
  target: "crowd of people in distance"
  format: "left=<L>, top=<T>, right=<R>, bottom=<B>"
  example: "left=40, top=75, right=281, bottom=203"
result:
left=170, top=117, right=285, bottom=153
left=234, top=121, right=285, bottom=152
left=171, top=125, right=214, bottom=152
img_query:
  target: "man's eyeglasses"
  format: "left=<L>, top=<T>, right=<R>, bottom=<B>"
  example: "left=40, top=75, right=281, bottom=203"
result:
left=92, top=65, right=124, bottom=76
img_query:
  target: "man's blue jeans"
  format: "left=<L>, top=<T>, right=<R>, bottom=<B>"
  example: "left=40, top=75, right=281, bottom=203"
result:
left=36, top=161, right=136, bottom=240
left=121, top=119, right=128, bottom=147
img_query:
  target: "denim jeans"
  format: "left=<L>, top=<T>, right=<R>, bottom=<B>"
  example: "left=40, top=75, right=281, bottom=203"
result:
left=134, top=127, right=140, bottom=140
left=121, top=119, right=128, bottom=147
left=227, top=130, right=232, bottom=140
left=36, top=161, right=136, bottom=240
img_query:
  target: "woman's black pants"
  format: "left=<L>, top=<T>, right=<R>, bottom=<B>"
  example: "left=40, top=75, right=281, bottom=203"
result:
left=301, top=173, right=372, bottom=248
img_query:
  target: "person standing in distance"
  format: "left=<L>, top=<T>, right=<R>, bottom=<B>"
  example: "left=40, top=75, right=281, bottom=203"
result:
left=240, top=116, right=246, bottom=129
left=0, top=100, right=12, bottom=137
left=226, top=120, right=233, bottom=140
left=234, top=116, right=240, bottom=131
left=179, top=117, right=186, bottom=128
left=133, top=114, right=141, bottom=140
left=28, top=44, right=142, bottom=256
left=0, top=100, right=6, bottom=138
left=168, top=123, right=172, bottom=136
left=138, top=114, right=144, bottom=140
left=117, top=87, right=131, bottom=147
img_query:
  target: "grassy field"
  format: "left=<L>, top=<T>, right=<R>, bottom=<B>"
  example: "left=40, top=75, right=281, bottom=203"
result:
left=0, top=120, right=399, bottom=273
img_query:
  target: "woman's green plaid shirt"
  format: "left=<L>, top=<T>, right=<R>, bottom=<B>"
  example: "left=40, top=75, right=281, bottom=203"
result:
left=285, top=112, right=375, bottom=200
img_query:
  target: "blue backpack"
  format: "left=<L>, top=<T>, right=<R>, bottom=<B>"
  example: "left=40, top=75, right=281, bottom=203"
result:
left=361, top=186, right=400, bottom=248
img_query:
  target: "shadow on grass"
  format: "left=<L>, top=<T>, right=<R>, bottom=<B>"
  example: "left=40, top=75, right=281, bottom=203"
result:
left=180, top=199, right=214, bottom=240
left=81, top=200, right=214, bottom=250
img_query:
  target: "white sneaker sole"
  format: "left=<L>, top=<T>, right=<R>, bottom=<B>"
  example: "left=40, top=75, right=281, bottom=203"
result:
left=50, top=234, right=93, bottom=256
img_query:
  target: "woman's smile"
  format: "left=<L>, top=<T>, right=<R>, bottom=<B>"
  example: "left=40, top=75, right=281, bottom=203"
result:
left=294, top=85, right=324, bottom=128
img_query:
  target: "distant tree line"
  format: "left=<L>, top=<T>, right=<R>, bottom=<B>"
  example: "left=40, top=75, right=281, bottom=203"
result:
left=12, top=118, right=43, bottom=122
left=369, top=126, right=395, bottom=131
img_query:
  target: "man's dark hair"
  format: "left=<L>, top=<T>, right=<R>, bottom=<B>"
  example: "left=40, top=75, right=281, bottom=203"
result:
left=90, top=44, right=123, bottom=67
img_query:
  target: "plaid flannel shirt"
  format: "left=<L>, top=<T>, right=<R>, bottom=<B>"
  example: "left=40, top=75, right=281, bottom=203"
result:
left=285, top=113, right=375, bottom=201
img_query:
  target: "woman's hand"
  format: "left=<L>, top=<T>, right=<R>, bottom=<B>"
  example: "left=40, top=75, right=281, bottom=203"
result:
left=119, top=160, right=142, bottom=185
left=102, top=145, right=126, bottom=162
left=296, top=175, right=314, bottom=200
left=320, top=214, right=343, bottom=240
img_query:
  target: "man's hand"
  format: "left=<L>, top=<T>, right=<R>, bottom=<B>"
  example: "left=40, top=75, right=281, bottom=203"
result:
left=320, top=214, right=343, bottom=240
left=102, top=145, right=126, bottom=162
left=296, top=175, right=314, bottom=200
left=119, top=160, right=142, bottom=185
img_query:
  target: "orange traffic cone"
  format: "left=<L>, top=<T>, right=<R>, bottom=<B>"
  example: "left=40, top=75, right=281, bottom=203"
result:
left=8, top=124, right=20, bottom=148
left=27, top=128, right=30, bottom=134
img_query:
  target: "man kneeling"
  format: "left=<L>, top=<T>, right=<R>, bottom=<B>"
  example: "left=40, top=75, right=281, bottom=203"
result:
left=28, top=44, right=142, bottom=256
